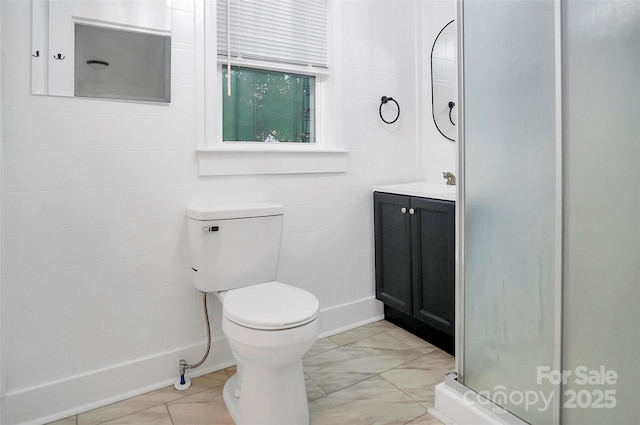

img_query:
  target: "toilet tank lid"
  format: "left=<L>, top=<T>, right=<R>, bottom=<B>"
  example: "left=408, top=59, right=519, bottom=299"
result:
left=187, top=202, right=284, bottom=221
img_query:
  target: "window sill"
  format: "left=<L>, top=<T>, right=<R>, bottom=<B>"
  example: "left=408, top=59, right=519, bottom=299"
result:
left=195, top=147, right=349, bottom=176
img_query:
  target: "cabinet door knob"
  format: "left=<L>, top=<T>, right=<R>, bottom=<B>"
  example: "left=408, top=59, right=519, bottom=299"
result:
left=401, top=207, right=407, bottom=214
left=409, top=208, right=415, bottom=215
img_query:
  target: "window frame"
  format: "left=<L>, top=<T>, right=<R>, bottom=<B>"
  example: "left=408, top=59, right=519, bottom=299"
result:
left=220, top=65, right=316, bottom=144
left=216, top=63, right=323, bottom=148
left=194, top=0, right=348, bottom=176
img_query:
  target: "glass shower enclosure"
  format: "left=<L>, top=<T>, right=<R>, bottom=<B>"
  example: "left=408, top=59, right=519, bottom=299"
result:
left=444, top=1, right=640, bottom=424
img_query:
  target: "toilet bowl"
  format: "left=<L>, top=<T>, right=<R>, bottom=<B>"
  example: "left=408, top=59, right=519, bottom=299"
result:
left=219, top=281, right=320, bottom=425
left=186, top=203, right=320, bottom=425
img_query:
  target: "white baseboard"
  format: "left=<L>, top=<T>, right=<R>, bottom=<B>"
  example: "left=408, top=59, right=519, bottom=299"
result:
left=317, top=296, right=384, bottom=338
left=1, top=296, right=383, bottom=425
left=2, top=340, right=235, bottom=425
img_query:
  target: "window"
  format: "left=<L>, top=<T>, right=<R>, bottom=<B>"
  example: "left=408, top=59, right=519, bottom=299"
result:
left=216, top=0, right=327, bottom=145
left=195, top=0, right=348, bottom=175
left=223, top=67, right=314, bottom=143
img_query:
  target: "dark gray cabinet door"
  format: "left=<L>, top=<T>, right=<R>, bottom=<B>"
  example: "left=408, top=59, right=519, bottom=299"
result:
left=411, top=197, right=455, bottom=335
left=374, top=192, right=455, bottom=337
left=374, top=193, right=412, bottom=314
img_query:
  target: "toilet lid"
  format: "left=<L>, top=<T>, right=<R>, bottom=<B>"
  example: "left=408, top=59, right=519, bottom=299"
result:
left=223, top=281, right=320, bottom=330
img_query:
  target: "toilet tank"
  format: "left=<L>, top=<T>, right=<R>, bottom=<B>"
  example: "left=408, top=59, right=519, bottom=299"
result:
left=186, top=203, right=284, bottom=293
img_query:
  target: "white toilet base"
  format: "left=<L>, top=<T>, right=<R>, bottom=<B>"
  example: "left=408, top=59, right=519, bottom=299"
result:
left=222, top=374, right=240, bottom=423
left=222, top=317, right=320, bottom=425
left=224, top=359, right=310, bottom=425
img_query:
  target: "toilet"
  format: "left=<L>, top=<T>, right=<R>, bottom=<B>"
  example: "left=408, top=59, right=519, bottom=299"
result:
left=186, top=202, right=320, bottom=425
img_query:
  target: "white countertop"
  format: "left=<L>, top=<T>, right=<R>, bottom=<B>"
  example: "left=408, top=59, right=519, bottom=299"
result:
left=372, top=181, right=456, bottom=202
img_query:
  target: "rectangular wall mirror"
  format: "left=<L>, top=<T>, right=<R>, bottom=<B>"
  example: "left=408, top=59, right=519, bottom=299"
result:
left=31, top=0, right=172, bottom=103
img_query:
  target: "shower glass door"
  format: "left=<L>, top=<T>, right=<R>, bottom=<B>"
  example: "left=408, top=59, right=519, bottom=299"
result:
left=562, top=1, right=640, bottom=423
left=461, top=1, right=559, bottom=424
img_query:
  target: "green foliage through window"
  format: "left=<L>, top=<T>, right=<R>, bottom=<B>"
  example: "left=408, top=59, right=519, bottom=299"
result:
left=222, top=66, right=314, bottom=143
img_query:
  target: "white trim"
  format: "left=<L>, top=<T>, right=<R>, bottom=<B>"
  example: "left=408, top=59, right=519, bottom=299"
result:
left=316, top=296, right=384, bottom=339
left=196, top=148, right=348, bottom=176
left=1, top=297, right=381, bottom=425
left=324, top=0, right=342, bottom=150
left=216, top=57, right=330, bottom=78
left=196, top=145, right=347, bottom=153
left=72, top=16, right=171, bottom=37
left=194, top=0, right=206, bottom=147
left=1, top=340, right=235, bottom=425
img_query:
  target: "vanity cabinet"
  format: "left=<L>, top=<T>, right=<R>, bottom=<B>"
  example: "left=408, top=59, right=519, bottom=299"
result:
left=374, top=192, right=455, bottom=352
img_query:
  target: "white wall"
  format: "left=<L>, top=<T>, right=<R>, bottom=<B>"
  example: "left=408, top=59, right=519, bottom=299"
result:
left=0, top=1, right=420, bottom=423
left=419, top=0, right=457, bottom=184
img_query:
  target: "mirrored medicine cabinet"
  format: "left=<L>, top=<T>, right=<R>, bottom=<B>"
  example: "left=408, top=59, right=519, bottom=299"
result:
left=31, top=0, right=172, bottom=103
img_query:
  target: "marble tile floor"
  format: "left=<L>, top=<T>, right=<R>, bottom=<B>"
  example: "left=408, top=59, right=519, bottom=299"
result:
left=48, top=320, right=454, bottom=425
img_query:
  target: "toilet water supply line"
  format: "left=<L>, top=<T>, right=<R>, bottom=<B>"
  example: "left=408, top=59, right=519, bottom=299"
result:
left=175, top=291, right=212, bottom=390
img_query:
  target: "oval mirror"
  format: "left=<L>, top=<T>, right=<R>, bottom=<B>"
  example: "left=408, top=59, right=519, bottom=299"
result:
left=430, top=20, right=456, bottom=142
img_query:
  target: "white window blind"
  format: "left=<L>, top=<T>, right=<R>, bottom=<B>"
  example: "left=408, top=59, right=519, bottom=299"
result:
left=216, top=0, right=328, bottom=75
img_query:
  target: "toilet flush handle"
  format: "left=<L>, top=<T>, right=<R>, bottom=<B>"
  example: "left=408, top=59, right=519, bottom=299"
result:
left=202, top=226, right=219, bottom=232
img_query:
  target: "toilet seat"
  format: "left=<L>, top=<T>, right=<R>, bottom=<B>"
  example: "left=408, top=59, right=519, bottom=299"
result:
left=223, top=281, right=320, bottom=330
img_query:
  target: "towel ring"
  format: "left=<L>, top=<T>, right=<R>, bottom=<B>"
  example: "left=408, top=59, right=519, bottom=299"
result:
left=379, top=96, right=400, bottom=124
